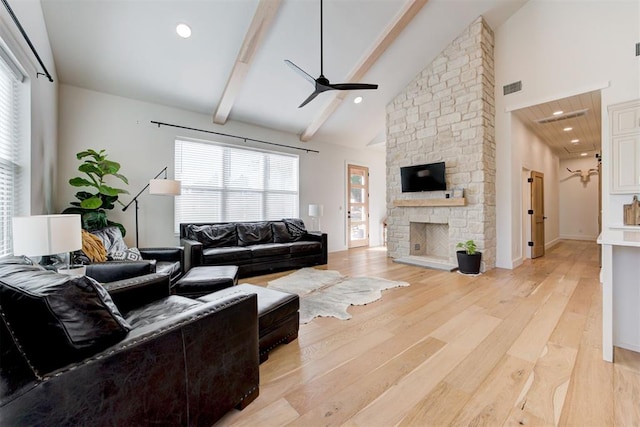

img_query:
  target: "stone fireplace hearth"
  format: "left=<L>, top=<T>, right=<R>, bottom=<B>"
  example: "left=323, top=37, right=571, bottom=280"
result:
left=385, top=16, right=496, bottom=272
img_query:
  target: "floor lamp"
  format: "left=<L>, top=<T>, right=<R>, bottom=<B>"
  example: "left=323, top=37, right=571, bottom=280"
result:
left=12, top=214, right=83, bottom=274
left=122, top=166, right=181, bottom=247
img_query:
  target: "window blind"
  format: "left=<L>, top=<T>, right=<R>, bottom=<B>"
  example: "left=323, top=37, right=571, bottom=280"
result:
left=175, top=139, right=299, bottom=231
left=0, top=51, right=21, bottom=256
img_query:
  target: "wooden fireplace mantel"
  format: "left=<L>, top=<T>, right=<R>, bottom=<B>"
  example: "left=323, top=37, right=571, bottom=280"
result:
left=393, top=198, right=467, bottom=207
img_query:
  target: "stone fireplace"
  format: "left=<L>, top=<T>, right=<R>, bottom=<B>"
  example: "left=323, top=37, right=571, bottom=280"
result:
left=385, top=17, right=496, bottom=271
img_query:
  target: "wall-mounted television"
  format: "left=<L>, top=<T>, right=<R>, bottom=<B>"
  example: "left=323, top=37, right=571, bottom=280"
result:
left=400, top=162, right=446, bottom=192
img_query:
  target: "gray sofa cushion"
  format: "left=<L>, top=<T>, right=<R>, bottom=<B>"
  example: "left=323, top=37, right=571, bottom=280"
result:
left=187, top=224, right=238, bottom=248
left=0, top=263, right=131, bottom=375
left=237, top=222, right=273, bottom=246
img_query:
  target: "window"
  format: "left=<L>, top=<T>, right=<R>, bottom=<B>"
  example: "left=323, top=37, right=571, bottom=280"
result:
left=174, top=138, right=299, bottom=231
left=0, top=46, right=24, bottom=257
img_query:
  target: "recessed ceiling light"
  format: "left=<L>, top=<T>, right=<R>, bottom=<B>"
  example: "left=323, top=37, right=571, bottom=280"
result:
left=571, top=139, right=580, bottom=144
left=176, top=23, right=192, bottom=38
left=563, top=127, right=573, bottom=132
left=553, top=110, right=563, bottom=116
left=580, top=152, right=588, bottom=156
left=353, top=96, right=363, bottom=104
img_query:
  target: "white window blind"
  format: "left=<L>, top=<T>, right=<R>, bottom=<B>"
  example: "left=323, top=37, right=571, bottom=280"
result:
left=0, top=49, right=22, bottom=257
left=174, top=138, right=299, bottom=231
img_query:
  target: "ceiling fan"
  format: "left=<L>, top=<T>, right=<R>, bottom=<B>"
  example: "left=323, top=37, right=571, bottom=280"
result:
left=285, top=0, right=378, bottom=108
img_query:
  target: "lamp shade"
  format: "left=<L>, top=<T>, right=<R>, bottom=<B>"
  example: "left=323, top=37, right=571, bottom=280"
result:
left=149, top=179, right=181, bottom=195
left=12, top=214, right=82, bottom=256
left=308, top=204, right=324, bottom=217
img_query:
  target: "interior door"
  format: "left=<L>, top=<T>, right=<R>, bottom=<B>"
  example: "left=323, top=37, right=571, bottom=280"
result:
left=530, top=170, right=545, bottom=258
left=348, top=164, right=369, bottom=248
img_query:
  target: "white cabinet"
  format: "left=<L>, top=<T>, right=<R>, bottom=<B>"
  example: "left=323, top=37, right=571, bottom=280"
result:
left=609, top=100, right=640, bottom=194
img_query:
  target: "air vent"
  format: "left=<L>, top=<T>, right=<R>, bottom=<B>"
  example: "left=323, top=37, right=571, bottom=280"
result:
left=535, top=108, right=589, bottom=124
left=636, top=42, right=640, bottom=56
left=503, top=81, right=522, bottom=95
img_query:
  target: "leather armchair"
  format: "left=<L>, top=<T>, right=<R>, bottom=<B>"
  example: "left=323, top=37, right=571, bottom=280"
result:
left=0, top=261, right=259, bottom=426
left=78, top=227, right=185, bottom=285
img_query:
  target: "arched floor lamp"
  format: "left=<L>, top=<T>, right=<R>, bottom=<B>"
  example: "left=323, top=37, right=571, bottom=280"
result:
left=122, top=166, right=181, bottom=247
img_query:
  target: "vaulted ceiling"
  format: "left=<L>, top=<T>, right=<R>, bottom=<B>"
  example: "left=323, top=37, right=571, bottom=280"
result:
left=39, top=0, right=528, bottom=150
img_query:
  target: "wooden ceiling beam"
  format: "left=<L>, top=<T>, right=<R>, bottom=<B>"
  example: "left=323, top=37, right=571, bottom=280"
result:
left=300, top=0, right=429, bottom=142
left=213, top=0, right=282, bottom=125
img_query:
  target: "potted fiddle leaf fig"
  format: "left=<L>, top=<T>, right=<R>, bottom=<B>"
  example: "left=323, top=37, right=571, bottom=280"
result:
left=62, top=149, right=129, bottom=235
left=456, top=239, right=482, bottom=274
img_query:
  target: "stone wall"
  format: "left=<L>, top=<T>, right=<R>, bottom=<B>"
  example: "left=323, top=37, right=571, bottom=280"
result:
left=386, top=16, right=496, bottom=270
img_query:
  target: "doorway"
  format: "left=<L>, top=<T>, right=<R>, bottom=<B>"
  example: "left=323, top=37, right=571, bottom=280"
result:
left=347, top=164, right=369, bottom=248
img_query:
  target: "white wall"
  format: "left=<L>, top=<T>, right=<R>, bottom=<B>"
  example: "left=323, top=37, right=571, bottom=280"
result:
left=494, top=0, right=640, bottom=268
left=559, top=157, right=600, bottom=241
left=56, top=84, right=386, bottom=251
left=512, top=115, right=560, bottom=261
left=0, top=1, right=58, bottom=215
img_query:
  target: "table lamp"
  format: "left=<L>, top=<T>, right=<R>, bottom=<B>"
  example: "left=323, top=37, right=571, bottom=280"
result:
left=308, top=204, right=324, bottom=232
left=12, top=214, right=83, bottom=275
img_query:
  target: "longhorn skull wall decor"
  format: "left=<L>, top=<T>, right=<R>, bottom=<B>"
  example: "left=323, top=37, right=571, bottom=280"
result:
left=566, top=167, right=598, bottom=183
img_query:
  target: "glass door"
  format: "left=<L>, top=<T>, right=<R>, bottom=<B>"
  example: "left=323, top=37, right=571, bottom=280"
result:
left=348, top=164, right=369, bottom=248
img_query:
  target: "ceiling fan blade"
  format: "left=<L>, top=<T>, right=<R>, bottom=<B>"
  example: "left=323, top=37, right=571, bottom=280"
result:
left=330, top=83, right=379, bottom=91
left=298, top=90, right=321, bottom=108
left=284, top=60, right=316, bottom=86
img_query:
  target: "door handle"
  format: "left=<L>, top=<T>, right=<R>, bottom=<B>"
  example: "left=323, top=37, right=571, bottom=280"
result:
left=543, top=216, right=547, bottom=219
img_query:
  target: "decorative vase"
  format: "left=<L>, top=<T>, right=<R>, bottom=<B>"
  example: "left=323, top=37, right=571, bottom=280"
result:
left=456, top=251, right=482, bottom=274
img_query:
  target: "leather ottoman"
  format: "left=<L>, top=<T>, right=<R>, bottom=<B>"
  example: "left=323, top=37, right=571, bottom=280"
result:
left=171, top=265, right=239, bottom=298
left=198, top=284, right=299, bottom=362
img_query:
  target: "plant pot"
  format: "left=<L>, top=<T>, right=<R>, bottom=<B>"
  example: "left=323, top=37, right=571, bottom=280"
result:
left=456, top=251, right=482, bottom=274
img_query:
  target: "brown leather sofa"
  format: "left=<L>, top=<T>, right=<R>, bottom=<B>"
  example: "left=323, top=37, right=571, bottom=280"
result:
left=180, top=219, right=328, bottom=278
left=0, top=257, right=259, bottom=426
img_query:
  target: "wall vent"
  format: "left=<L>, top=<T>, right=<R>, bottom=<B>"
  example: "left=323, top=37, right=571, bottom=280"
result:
left=636, top=42, right=640, bottom=56
left=535, top=108, right=589, bottom=124
left=503, top=81, right=522, bottom=95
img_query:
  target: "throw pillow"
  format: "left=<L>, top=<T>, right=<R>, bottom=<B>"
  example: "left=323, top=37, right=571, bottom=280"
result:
left=282, top=218, right=307, bottom=241
left=110, top=247, right=142, bottom=261
left=186, top=224, right=238, bottom=248
left=92, top=226, right=128, bottom=254
left=237, top=222, right=273, bottom=246
left=0, top=263, right=131, bottom=376
left=81, top=230, right=107, bottom=262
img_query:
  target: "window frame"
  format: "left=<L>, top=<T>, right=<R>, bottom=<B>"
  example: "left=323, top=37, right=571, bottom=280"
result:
left=174, top=137, right=300, bottom=231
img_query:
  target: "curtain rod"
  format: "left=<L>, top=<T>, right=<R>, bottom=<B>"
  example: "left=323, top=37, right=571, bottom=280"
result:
left=1, top=0, right=53, bottom=82
left=150, top=121, right=319, bottom=154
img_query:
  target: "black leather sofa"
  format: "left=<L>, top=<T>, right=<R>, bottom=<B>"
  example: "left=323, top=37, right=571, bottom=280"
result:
left=180, top=220, right=328, bottom=278
left=0, top=258, right=259, bottom=426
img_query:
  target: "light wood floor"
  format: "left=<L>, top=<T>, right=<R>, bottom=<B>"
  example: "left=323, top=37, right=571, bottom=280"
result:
left=217, top=240, right=640, bottom=426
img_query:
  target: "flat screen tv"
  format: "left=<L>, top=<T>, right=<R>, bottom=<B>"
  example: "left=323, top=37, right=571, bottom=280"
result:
left=400, top=162, right=446, bottom=192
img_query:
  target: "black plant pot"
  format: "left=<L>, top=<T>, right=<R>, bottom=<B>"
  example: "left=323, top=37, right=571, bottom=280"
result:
left=456, top=251, right=482, bottom=274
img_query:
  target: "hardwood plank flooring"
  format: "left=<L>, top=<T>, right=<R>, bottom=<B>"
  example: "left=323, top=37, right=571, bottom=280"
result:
left=216, top=240, right=640, bottom=426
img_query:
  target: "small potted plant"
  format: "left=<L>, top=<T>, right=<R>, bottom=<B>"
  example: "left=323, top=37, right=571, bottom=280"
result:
left=456, top=240, right=482, bottom=274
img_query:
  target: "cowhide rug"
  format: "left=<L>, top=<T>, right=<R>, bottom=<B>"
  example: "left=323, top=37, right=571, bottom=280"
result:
left=267, top=267, right=409, bottom=324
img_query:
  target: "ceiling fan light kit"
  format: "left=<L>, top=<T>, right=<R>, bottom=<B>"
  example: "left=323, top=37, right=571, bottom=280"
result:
left=285, top=0, right=378, bottom=108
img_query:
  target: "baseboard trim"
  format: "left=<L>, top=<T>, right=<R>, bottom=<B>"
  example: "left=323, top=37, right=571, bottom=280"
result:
left=614, top=342, right=640, bottom=354
left=559, top=234, right=598, bottom=242
left=545, top=238, right=561, bottom=250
